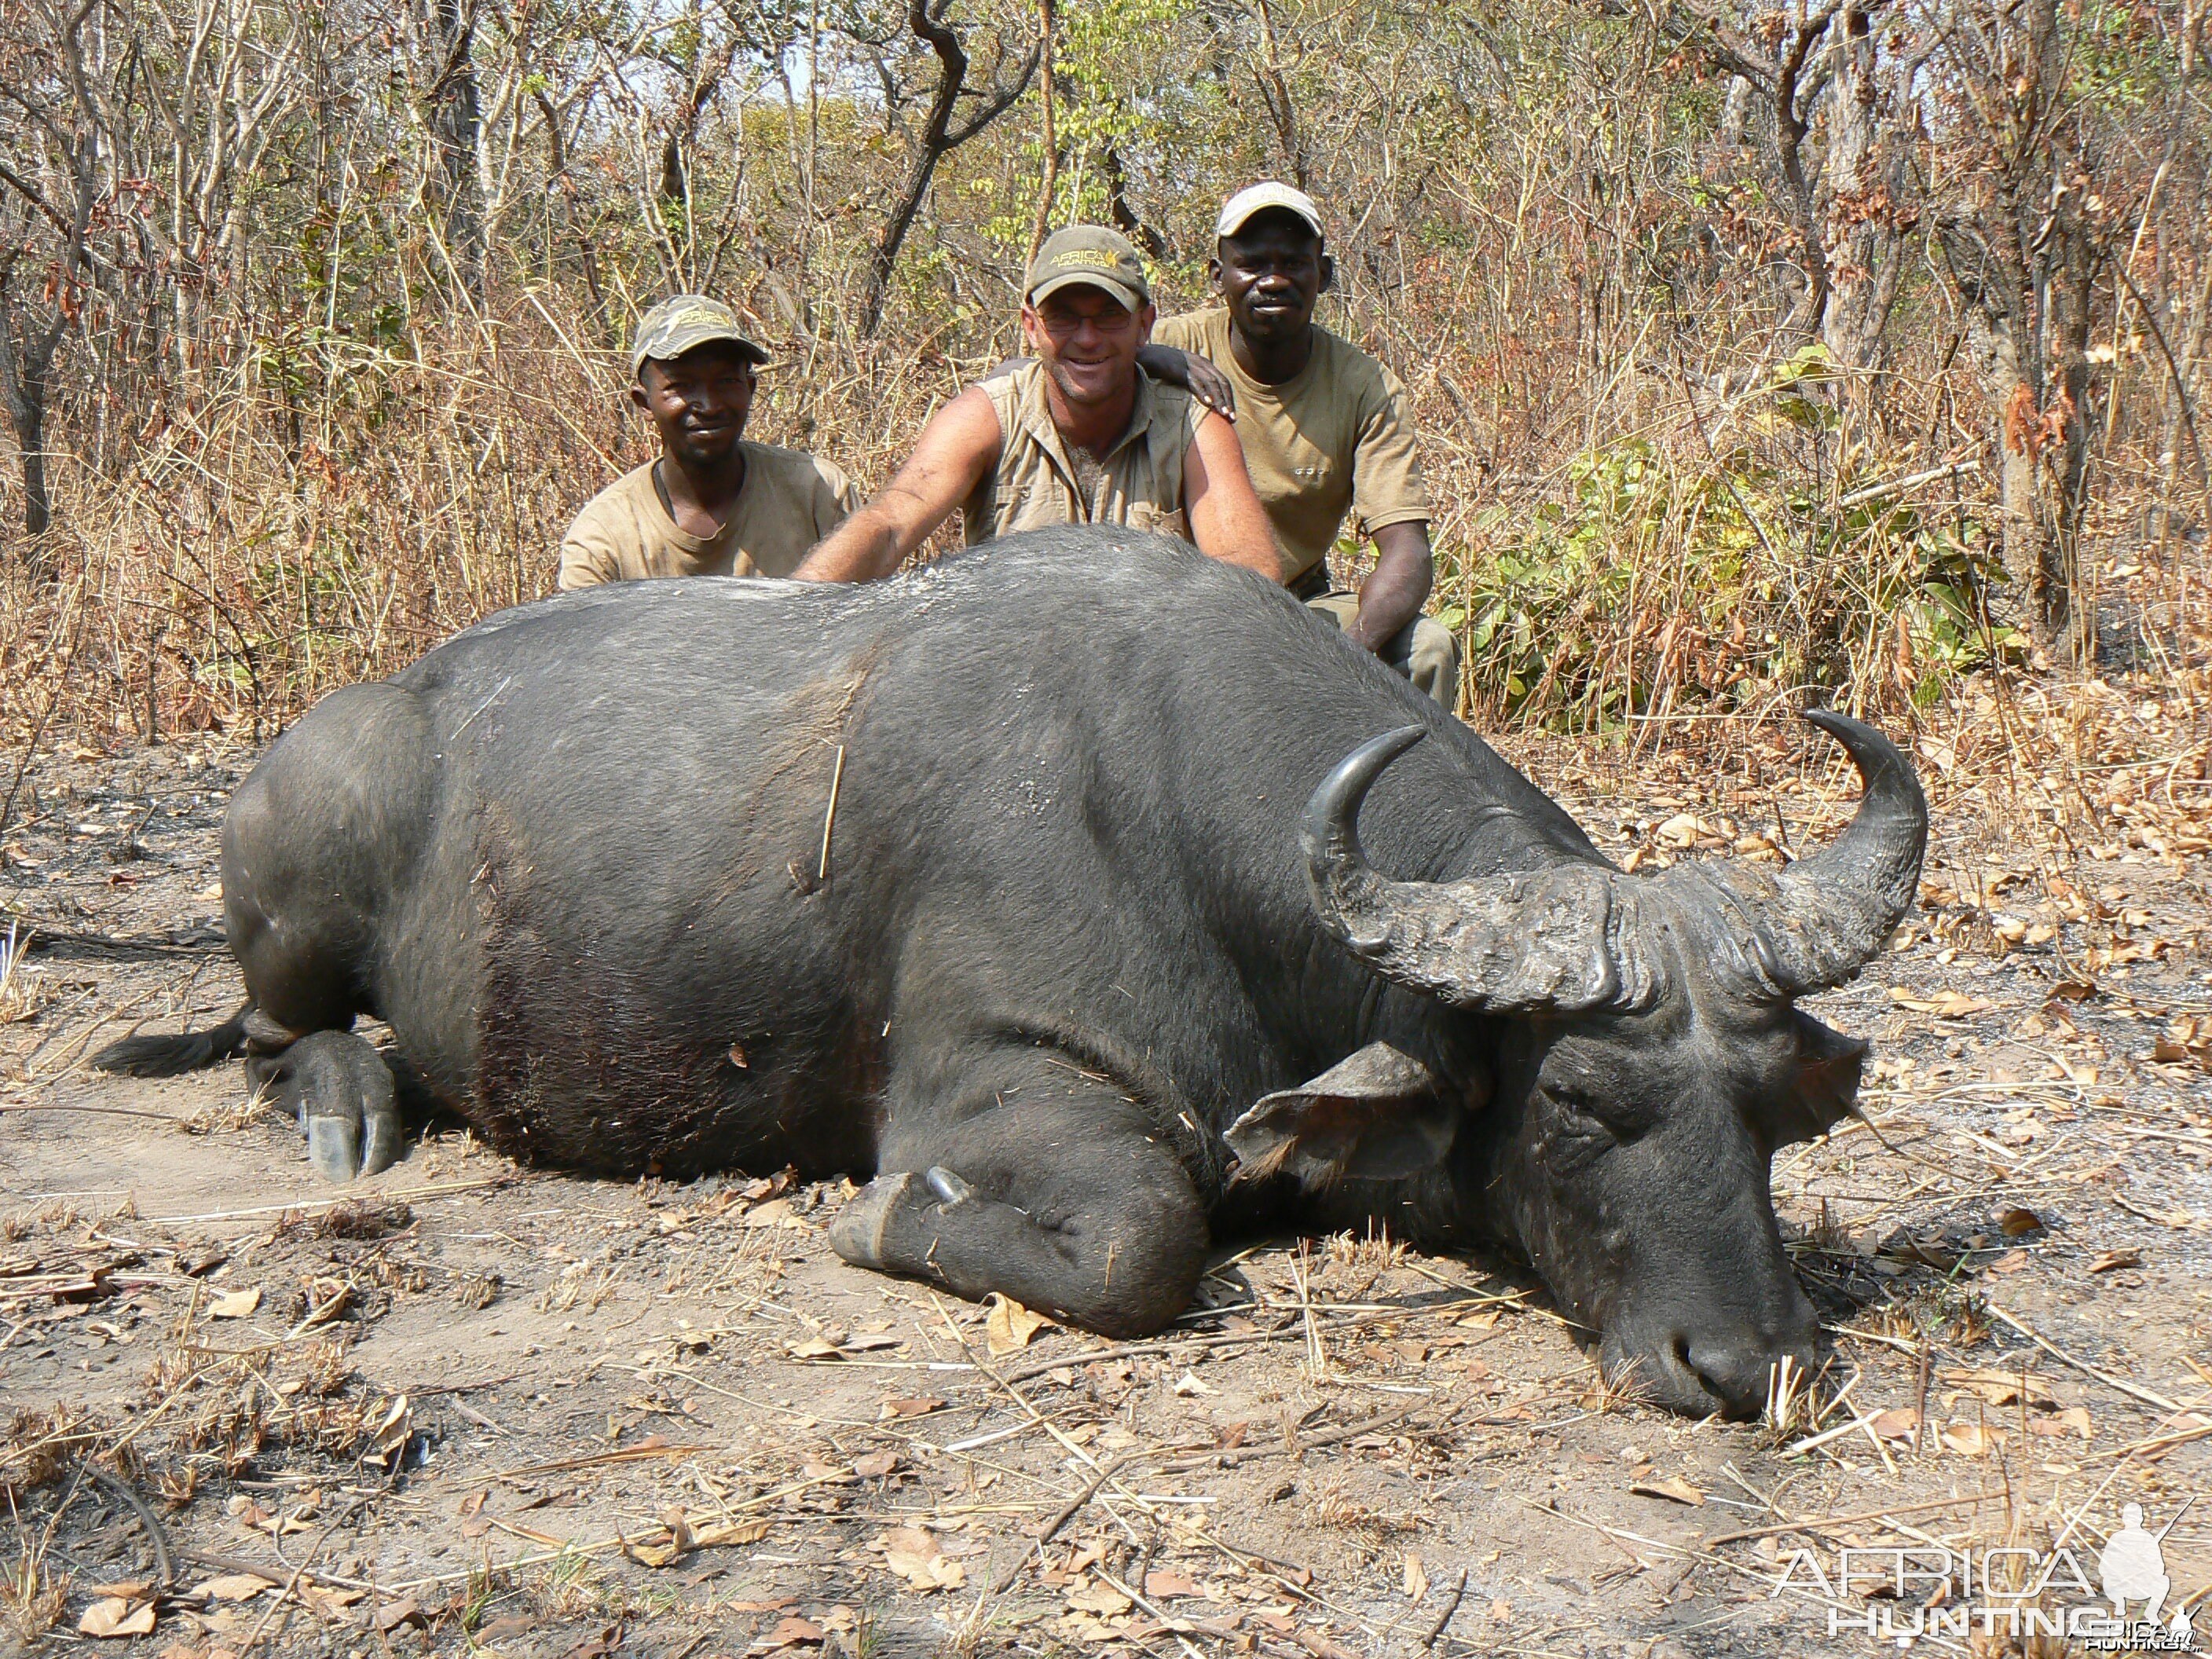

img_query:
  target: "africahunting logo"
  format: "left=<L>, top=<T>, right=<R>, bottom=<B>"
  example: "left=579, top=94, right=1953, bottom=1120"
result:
left=1767, top=1500, right=2200, bottom=1649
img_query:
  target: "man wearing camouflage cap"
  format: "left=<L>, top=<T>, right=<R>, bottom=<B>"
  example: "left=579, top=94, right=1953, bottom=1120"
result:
left=558, top=295, right=859, bottom=589
left=791, top=227, right=1276, bottom=583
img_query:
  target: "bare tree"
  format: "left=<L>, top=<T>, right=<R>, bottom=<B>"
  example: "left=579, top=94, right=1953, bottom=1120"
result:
left=1930, top=0, right=2103, bottom=662
left=0, top=0, right=99, bottom=545
left=859, top=0, right=1038, bottom=338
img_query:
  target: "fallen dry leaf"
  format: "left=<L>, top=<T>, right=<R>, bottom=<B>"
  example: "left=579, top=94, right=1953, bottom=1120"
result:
left=2028, top=1406, right=2096, bottom=1441
left=1868, top=1408, right=1922, bottom=1444
left=374, top=1596, right=426, bottom=1632
left=1170, top=1368, right=1214, bottom=1396
left=984, top=1294, right=1049, bottom=1357
left=1147, top=1569, right=1199, bottom=1599
left=754, top=1616, right=826, bottom=1651
left=1939, top=1368, right=2056, bottom=1408
left=1999, top=1207, right=2044, bottom=1236
left=877, top=1526, right=966, bottom=1591
left=2087, top=1247, right=2143, bottom=1273
left=1939, top=1422, right=2007, bottom=1457
left=192, top=1573, right=277, bottom=1601
left=1628, top=1474, right=1705, bottom=1506
left=851, top=1449, right=900, bottom=1479
left=1403, top=1552, right=1429, bottom=1602
left=879, top=1395, right=944, bottom=1419
left=364, top=1394, right=412, bottom=1470
left=208, top=1286, right=262, bottom=1319
left=786, top=1335, right=844, bottom=1360
left=79, top=1598, right=157, bottom=1638
left=692, top=1518, right=771, bottom=1548
left=1065, top=1576, right=1134, bottom=1616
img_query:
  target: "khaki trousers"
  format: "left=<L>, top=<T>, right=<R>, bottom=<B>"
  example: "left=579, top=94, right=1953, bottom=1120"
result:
left=1306, top=592, right=1461, bottom=712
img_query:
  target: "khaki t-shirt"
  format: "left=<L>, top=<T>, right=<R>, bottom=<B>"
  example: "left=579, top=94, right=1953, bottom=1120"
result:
left=557, top=442, right=859, bottom=589
left=961, top=361, right=1207, bottom=547
left=1150, top=307, right=1429, bottom=585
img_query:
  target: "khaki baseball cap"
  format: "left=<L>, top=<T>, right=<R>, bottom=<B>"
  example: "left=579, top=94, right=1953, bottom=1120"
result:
left=630, top=295, right=769, bottom=376
left=1024, top=226, right=1151, bottom=311
left=1217, top=181, right=1324, bottom=241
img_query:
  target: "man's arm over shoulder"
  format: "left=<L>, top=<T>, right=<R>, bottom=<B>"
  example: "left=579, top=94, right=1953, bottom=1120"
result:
left=1183, top=410, right=1280, bottom=580
left=792, top=387, right=1002, bottom=583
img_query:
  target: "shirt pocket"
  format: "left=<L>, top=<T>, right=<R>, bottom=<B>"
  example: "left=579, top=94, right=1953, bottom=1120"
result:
left=1126, top=502, right=1192, bottom=544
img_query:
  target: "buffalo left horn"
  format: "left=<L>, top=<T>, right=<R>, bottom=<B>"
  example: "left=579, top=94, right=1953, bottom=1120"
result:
left=1300, top=727, right=1657, bottom=1013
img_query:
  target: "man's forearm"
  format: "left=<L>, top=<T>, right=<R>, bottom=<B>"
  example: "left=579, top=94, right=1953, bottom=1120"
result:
left=792, top=509, right=910, bottom=584
left=1345, top=524, right=1433, bottom=651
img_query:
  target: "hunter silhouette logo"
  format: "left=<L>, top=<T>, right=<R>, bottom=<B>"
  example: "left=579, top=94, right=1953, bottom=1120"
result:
left=2091, top=1501, right=2200, bottom=1650
left=1772, top=1496, right=2201, bottom=1649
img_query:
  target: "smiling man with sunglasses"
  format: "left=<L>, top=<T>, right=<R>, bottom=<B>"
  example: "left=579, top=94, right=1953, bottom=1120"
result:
left=791, top=228, right=1276, bottom=584
left=558, top=295, right=859, bottom=590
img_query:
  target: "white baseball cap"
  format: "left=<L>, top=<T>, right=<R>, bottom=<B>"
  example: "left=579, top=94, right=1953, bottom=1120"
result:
left=1216, top=181, right=1325, bottom=241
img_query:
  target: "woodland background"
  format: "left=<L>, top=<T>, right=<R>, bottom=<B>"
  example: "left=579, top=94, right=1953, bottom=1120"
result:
left=1, top=0, right=2208, bottom=743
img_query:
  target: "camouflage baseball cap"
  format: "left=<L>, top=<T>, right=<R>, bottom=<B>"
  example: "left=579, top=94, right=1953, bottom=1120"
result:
left=630, top=295, right=769, bottom=376
left=1024, top=226, right=1151, bottom=312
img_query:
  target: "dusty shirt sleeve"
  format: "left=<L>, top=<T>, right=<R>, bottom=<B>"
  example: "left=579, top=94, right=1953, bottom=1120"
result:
left=1149, top=313, right=1203, bottom=356
left=1350, top=361, right=1431, bottom=537
left=556, top=504, right=622, bottom=591
left=815, top=457, right=860, bottom=537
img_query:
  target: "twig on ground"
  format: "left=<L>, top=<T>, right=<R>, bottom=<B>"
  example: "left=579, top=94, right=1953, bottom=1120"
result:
left=77, top=1459, right=176, bottom=1590
left=1419, top=1567, right=1470, bottom=1648
left=1702, top=1487, right=2016, bottom=1547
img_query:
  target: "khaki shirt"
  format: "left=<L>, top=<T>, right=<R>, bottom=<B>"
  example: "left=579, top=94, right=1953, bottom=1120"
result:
left=962, top=361, right=1207, bottom=546
left=1150, top=307, right=1429, bottom=585
left=557, top=443, right=859, bottom=589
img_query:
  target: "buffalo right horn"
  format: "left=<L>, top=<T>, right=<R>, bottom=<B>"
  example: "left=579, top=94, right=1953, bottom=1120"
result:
left=1703, top=708, right=1928, bottom=997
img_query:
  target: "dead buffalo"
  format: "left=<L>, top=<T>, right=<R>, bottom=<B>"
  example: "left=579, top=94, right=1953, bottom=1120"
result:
left=97, top=529, right=1925, bottom=1416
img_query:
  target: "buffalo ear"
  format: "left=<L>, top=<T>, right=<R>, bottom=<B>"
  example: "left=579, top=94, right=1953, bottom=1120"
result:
left=1767, top=1013, right=1868, bottom=1147
left=1225, top=1042, right=1456, bottom=1187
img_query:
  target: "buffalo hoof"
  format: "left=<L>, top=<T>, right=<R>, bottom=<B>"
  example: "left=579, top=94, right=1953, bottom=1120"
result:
left=249, top=1030, right=404, bottom=1184
left=829, top=1172, right=916, bottom=1271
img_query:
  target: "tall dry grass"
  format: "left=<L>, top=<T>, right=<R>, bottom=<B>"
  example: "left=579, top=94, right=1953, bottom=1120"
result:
left=0, top=260, right=2203, bottom=771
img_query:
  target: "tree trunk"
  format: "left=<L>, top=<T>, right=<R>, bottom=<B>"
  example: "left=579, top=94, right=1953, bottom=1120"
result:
left=1814, top=0, right=1911, bottom=449
left=430, top=0, right=484, bottom=295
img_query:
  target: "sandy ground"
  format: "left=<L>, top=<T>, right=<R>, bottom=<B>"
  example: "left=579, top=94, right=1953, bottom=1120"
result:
left=2, top=701, right=2209, bottom=1659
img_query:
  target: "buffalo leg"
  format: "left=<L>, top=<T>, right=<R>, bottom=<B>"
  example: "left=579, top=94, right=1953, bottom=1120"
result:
left=245, top=1029, right=404, bottom=1183
left=828, top=1084, right=1207, bottom=1339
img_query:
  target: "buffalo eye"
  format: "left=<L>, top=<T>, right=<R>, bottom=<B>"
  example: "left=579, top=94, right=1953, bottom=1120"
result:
left=1542, top=1079, right=1653, bottom=1143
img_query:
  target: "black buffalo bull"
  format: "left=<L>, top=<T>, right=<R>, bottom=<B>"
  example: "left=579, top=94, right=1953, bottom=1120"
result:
left=97, top=530, right=1925, bottom=1417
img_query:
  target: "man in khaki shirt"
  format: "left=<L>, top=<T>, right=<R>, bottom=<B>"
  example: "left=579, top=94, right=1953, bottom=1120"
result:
left=558, top=295, right=858, bottom=589
left=791, top=228, right=1275, bottom=584
left=1150, top=184, right=1459, bottom=709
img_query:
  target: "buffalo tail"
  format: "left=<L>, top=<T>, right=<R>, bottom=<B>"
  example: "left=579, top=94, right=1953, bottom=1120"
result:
left=90, top=1002, right=255, bottom=1077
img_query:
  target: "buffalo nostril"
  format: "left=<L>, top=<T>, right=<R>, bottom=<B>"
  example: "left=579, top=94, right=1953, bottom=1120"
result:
left=1685, top=1335, right=1813, bottom=1420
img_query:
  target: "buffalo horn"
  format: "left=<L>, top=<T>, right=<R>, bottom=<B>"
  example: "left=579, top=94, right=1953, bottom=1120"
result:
left=1302, top=709, right=1926, bottom=1012
left=1716, top=708, right=1928, bottom=996
left=1302, top=728, right=1648, bottom=1013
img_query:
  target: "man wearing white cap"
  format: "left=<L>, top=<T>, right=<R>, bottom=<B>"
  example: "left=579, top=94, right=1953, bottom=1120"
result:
left=1150, top=183, right=1459, bottom=708
left=792, top=226, right=1276, bottom=584
left=558, top=295, right=859, bottom=589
